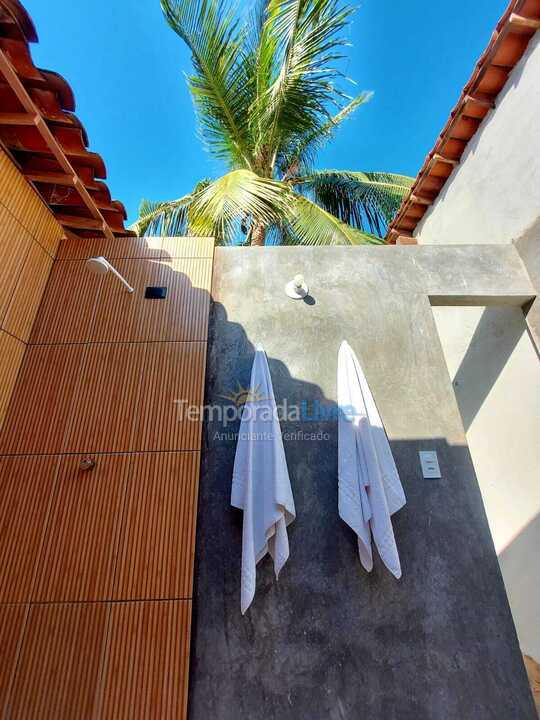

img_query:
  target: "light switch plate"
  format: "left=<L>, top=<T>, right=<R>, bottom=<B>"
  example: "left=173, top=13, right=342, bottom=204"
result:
left=145, top=286, right=167, bottom=300
left=419, top=450, right=441, bottom=479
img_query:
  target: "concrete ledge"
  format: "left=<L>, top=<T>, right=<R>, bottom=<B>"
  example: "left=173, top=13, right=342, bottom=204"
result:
left=514, top=226, right=540, bottom=356
left=429, top=294, right=535, bottom=307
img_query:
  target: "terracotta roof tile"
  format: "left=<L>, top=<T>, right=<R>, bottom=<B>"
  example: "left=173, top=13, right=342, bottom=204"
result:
left=0, top=0, right=134, bottom=240
left=387, top=0, right=540, bottom=244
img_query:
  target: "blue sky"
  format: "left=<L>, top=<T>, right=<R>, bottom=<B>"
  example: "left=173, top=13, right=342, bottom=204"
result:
left=25, top=0, right=508, bottom=225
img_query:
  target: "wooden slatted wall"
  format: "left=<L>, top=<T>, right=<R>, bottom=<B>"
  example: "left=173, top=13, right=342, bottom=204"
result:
left=0, top=148, right=63, bottom=429
left=0, top=234, right=214, bottom=719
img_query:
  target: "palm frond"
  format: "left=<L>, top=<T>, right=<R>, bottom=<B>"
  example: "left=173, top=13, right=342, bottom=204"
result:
left=131, top=179, right=212, bottom=237
left=252, top=0, right=356, bottom=171
left=188, top=169, right=290, bottom=244
left=149, top=3, right=413, bottom=247
left=293, top=170, right=414, bottom=236
left=243, top=1, right=277, bottom=170
left=161, top=0, right=254, bottom=167
left=131, top=195, right=191, bottom=237
left=280, top=91, right=372, bottom=177
left=287, top=192, right=383, bottom=245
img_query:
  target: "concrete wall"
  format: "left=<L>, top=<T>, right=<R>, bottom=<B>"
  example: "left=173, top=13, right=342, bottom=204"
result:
left=412, top=31, right=540, bottom=661
left=189, top=245, right=537, bottom=720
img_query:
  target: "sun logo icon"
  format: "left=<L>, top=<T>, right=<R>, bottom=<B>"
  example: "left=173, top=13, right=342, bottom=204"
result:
left=220, top=383, right=267, bottom=407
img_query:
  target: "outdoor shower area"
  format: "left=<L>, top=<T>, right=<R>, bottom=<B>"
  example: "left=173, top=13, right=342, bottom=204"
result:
left=0, top=0, right=538, bottom=714
left=0, top=232, right=538, bottom=718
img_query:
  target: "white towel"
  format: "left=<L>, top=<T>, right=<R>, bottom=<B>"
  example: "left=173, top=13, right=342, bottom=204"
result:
left=231, top=346, right=296, bottom=614
left=338, top=340, right=406, bottom=578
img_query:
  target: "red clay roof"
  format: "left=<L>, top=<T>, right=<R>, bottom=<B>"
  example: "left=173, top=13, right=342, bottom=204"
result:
left=0, top=0, right=134, bottom=239
left=386, top=0, right=540, bottom=245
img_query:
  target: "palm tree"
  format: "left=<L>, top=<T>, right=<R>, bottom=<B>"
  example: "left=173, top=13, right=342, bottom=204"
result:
left=133, top=0, right=413, bottom=246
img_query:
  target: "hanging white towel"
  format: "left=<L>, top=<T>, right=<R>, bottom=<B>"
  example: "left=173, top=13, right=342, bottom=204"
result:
left=338, top=340, right=406, bottom=578
left=231, top=346, right=296, bottom=614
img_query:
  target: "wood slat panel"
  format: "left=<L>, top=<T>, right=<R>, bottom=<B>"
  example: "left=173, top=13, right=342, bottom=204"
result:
left=158, top=258, right=212, bottom=341
left=0, top=329, right=25, bottom=430
left=28, top=194, right=64, bottom=257
left=65, top=342, right=146, bottom=453
left=0, top=152, right=35, bottom=220
left=0, top=604, right=27, bottom=713
left=98, top=600, right=191, bottom=720
left=30, top=259, right=102, bottom=344
left=3, top=239, right=53, bottom=342
left=0, top=203, right=32, bottom=321
left=161, top=236, right=214, bottom=259
left=0, top=455, right=59, bottom=602
left=90, top=258, right=212, bottom=343
left=0, top=151, right=34, bottom=225
left=134, top=342, right=206, bottom=452
left=57, top=235, right=214, bottom=261
left=0, top=150, right=63, bottom=257
left=34, top=454, right=130, bottom=602
left=90, top=259, right=164, bottom=343
left=113, top=452, right=200, bottom=600
left=0, top=343, right=84, bottom=454
left=7, top=602, right=108, bottom=720
left=30, top=255, right=212, bottom=346
left=0, top=222, right=212, bottom=718
left=57, top=234, right=162, bottom=260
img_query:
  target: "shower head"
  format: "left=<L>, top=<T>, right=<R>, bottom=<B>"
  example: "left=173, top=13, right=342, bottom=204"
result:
left=86, top=256, right=134, bottom=293
left=285, top=273, right=308, bottom=299
left=86, top=256, right=110, bottom=276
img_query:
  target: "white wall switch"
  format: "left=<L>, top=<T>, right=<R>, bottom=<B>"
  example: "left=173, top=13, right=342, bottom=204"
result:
left=419, top=450, right=442, bottom=479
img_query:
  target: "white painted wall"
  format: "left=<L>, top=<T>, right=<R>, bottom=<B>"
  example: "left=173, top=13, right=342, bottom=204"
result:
left=414, top=31, right=540, bottom=658
left=432, top=305, right=540, bottom=658
left=416, top=32, right=540, bottom=245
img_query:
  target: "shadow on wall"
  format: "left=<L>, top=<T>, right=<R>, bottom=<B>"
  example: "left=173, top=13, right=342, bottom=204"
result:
left=451, top=306, right=527, bottom=430
left=188, top=303, right=537, bottom=720
left=498, top=512, right=540, bottom=660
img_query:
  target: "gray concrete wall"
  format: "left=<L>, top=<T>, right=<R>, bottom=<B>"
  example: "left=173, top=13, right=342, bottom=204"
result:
left=189, top=245, right=536, bottom=720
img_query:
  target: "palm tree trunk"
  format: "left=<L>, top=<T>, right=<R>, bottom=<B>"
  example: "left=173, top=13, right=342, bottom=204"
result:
left=251, top=222, right=266, bottom=246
